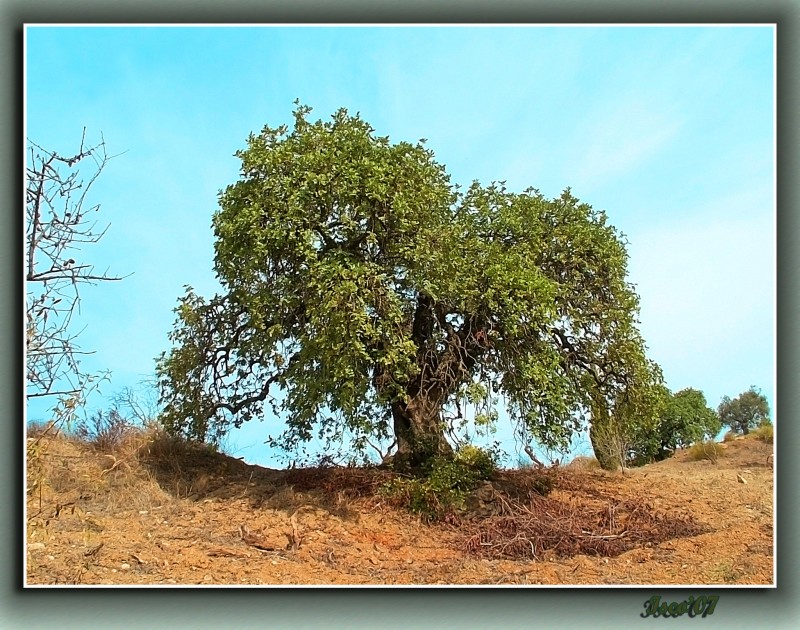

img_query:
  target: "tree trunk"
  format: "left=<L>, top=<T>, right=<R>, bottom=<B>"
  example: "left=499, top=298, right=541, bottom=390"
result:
left=390, top=395, right=452, bottom=470
left=589, top=424, right=619, bottom=471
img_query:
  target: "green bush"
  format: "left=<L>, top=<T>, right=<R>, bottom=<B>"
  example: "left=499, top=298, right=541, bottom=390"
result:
left=380, top=477, right=451, bottom=521
left=381, top=446, right=497, bottom=521
left=454, top=444, right=497, bottom=479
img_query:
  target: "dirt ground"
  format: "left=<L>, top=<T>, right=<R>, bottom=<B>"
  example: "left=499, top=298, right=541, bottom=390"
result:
left=25, top=430, right=774, bottom=586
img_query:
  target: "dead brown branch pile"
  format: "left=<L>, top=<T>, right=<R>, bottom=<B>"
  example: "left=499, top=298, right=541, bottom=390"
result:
left=464, top=493, right=706, bottom=560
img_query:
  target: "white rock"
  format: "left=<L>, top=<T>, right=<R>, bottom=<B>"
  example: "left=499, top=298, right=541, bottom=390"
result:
left=28, top=542, right=45, bottom=551
left=120, top=563, right=131, bottom=570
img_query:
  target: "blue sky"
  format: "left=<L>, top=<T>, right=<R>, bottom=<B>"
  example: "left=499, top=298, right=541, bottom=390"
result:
left=25, top=25, right=775, bottom=467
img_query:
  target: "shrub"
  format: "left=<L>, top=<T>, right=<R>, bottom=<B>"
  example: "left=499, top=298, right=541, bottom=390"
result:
left=74, top=409, right=138, bottom=452
left=454, top=444, right=498, bottom=479
left=752, top=423, right=773, bottom=443
left=723, top=430, right=737, bottom=443
left=381, top=477, right=450, bottom=522
left=528, top=471, right=556, bottom=496
left=687, top=441, right=725, bottom=463
left=381, top=446, right=497, bottom=521
left=590, top=418, right=638, bottom=471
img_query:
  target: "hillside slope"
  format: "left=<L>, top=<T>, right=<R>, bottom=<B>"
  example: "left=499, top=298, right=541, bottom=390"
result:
left=25, top=431, right=774, bottom=586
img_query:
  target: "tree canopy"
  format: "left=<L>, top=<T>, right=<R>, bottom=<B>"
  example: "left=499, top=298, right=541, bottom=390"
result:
left=718, top=387, right=770, bottom=435
left=157, top=103, right=660, bottom=469
left=629, top=386, right=721, bottom=464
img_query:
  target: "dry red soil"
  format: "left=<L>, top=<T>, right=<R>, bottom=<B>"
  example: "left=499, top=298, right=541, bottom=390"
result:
left=25, top=431, right=774, bottom=586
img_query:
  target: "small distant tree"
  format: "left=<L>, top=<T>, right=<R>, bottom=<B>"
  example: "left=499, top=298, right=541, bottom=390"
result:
left=633, top=387, right=721, bottom=463
left=26, top=129, right=124, bottom=430
left=718, top=386, right=770, bottom=436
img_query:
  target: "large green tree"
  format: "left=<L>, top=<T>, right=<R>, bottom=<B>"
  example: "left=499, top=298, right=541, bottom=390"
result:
left=157, top=104, right=659, bottom=469
left=718, top=386, right=770, bottom=435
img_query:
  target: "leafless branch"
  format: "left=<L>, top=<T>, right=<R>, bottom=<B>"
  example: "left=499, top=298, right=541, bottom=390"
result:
left=25, top=130, right=125, bottom=406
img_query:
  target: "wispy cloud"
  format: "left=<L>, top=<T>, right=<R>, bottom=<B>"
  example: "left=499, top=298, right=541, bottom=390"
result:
left=571, top=98, right=683, bottom=187
left=628, top=196, right=774, bottom=405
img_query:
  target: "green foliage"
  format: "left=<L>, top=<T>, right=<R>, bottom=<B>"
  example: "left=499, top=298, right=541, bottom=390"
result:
left=590, top=383, right=722, bottom=469
left=454, top=444, right=498, bottom=479
left=381, top=445, right=497, bottom=521
left=668, top=388, right=721, bottom=443
left=157, top=102, right=659, bottom=467
left=628, top=387, right=721, bottom=465
left=589, top=360, right=666, bottom=471
left=718, top=387, right=770, bottom=436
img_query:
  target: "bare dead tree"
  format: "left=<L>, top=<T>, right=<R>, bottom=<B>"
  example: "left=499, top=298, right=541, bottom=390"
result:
left=25, top=129, right=127, bottom=420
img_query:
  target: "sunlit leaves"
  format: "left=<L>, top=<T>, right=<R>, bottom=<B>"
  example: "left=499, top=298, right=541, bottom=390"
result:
left=158, top=103, right=659, bottom=463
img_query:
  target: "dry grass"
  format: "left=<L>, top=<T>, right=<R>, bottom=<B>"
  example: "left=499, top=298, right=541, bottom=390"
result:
left=709, top=560, right=740, bottom=584
left=25, top=428, right=774, bottom=586
left=751, top=424, right=773, bottom=444
left=462, top=493, right=706, bottom=561
left=686, top=441, right=726, bottom=463
left=27, top=427, right=176, bottom=524
left=566, top=455, right=601, bottom=471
